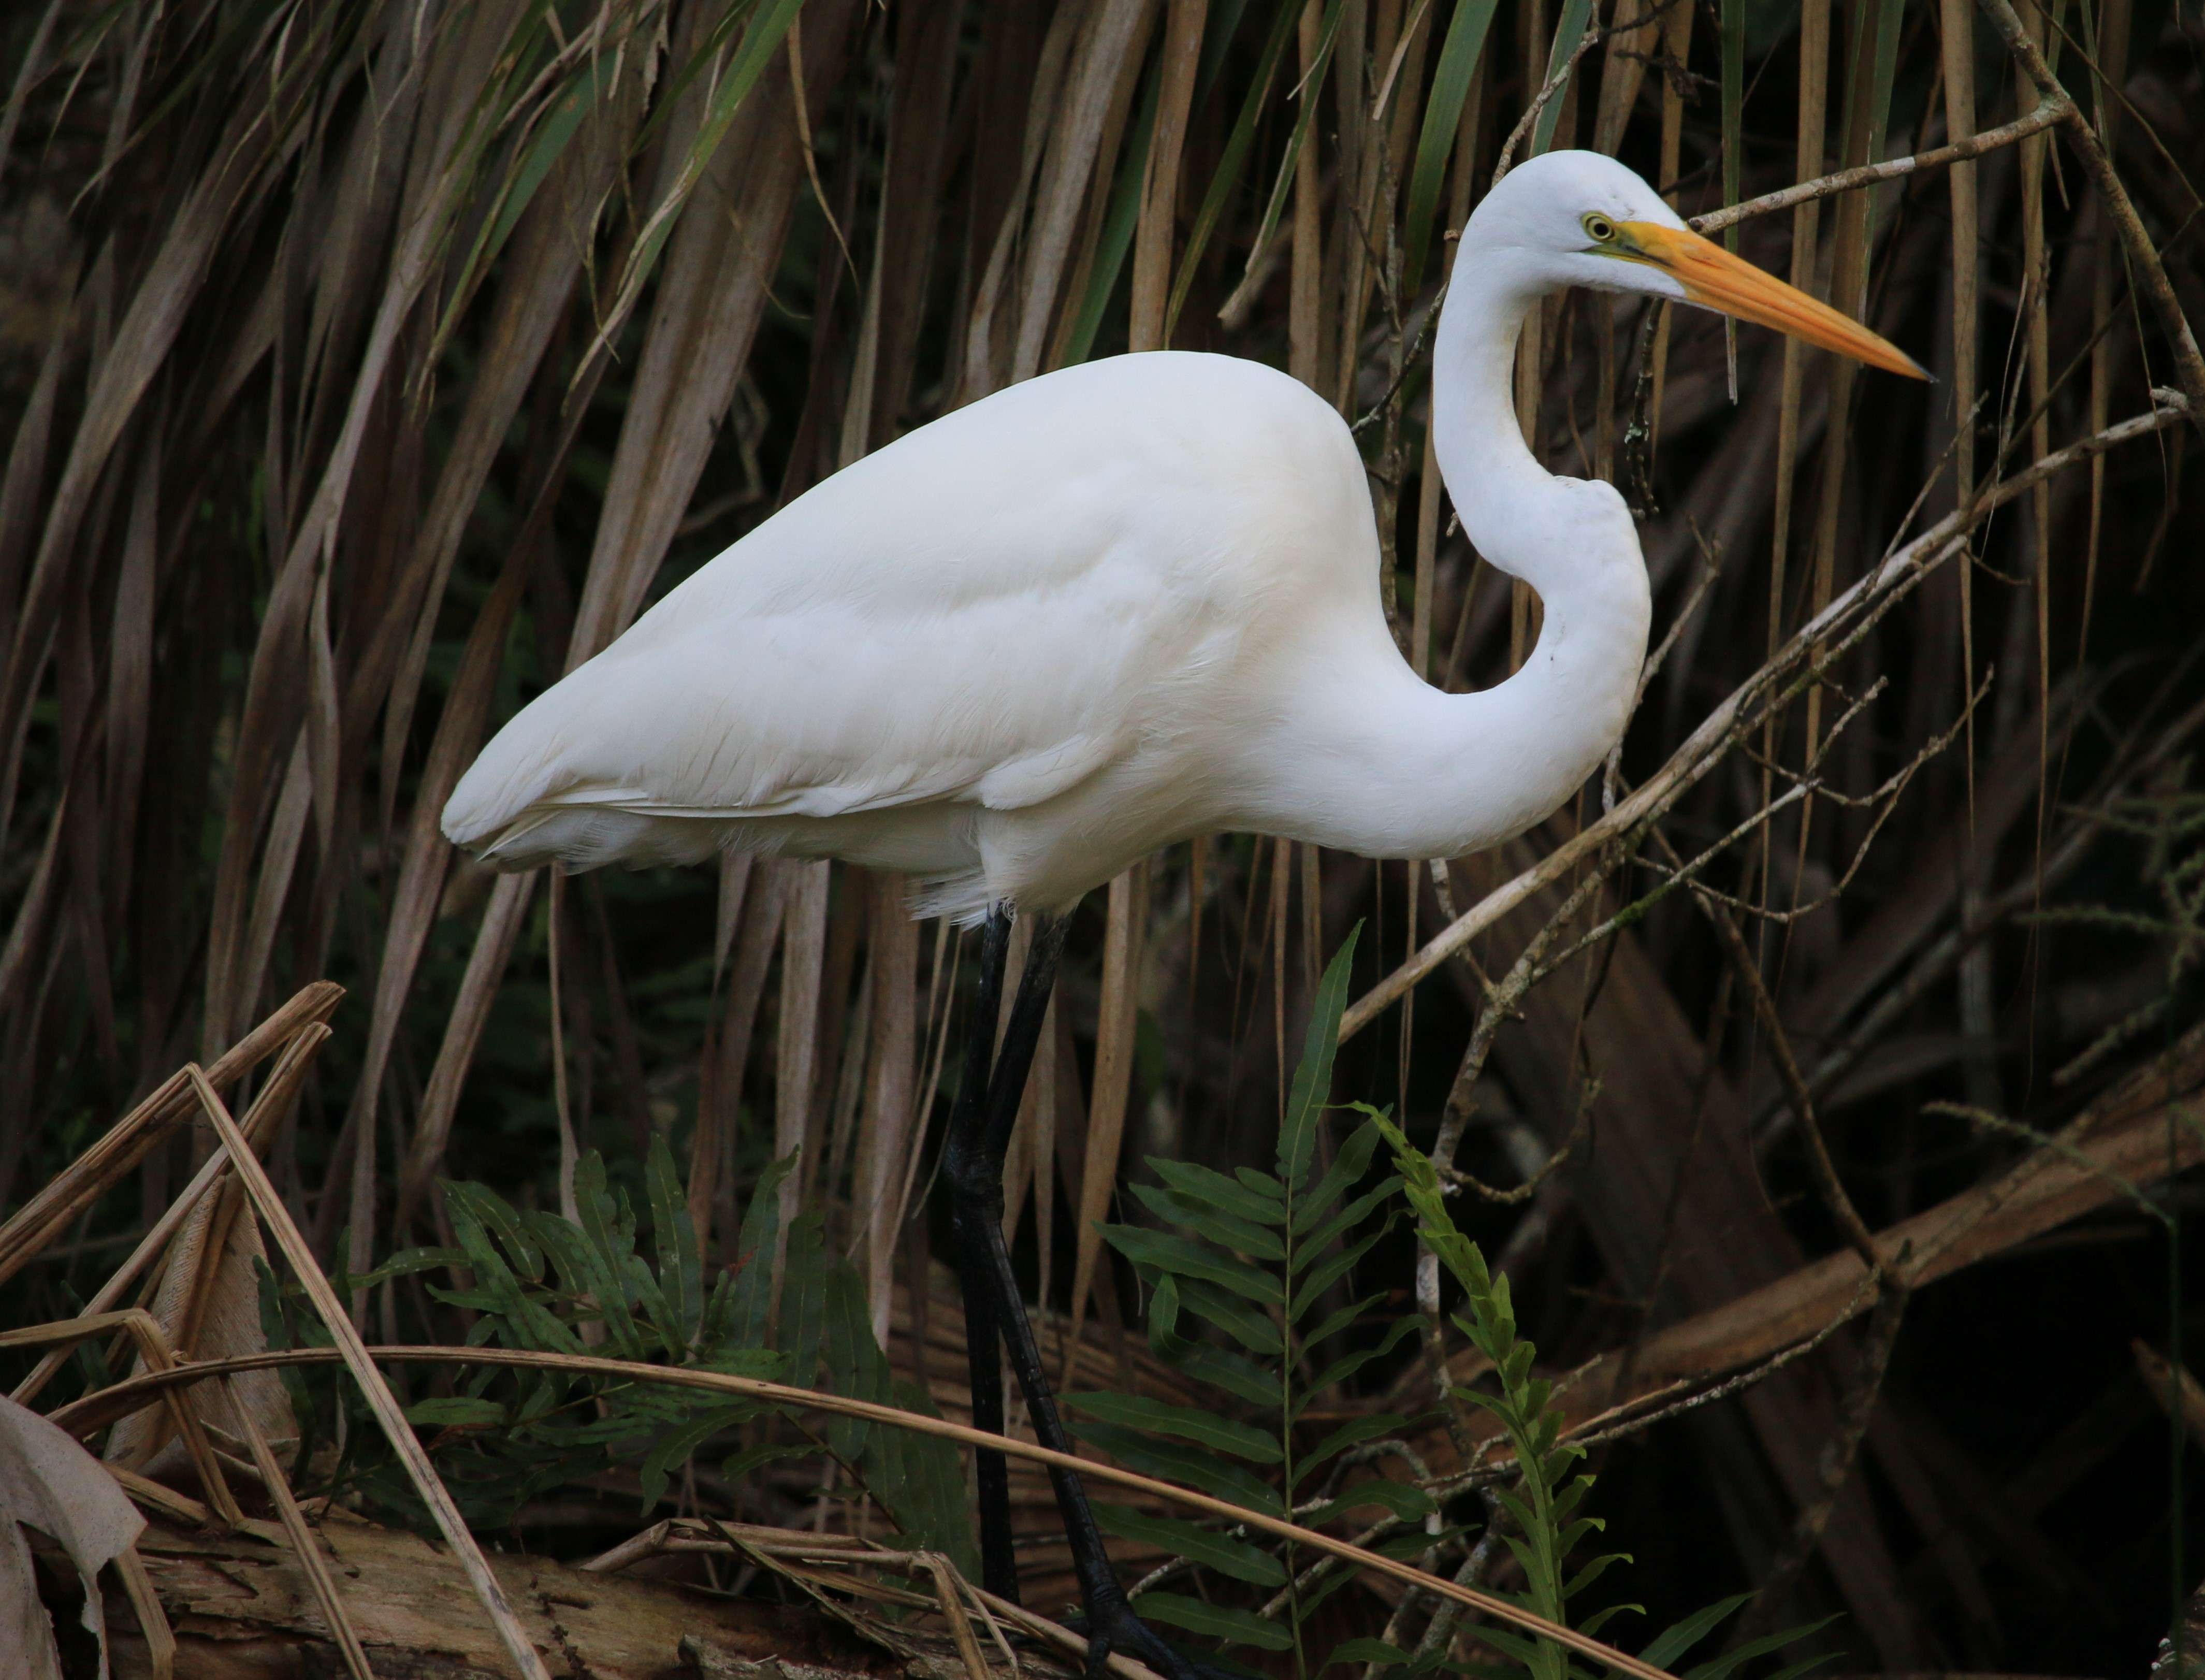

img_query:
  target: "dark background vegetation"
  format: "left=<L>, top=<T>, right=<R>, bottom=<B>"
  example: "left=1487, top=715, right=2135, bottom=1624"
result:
left=4, top=0, right=2205, bottom=1670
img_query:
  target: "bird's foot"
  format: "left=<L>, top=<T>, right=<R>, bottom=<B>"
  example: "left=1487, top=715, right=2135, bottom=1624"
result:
left=1069, top=1595, right=1240, bottom=1680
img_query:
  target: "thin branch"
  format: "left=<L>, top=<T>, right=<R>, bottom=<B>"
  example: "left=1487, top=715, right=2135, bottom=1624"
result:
left=1339, top=393, right=2192, bottom=1043
left=1692, top=100, right=2066, bottom=234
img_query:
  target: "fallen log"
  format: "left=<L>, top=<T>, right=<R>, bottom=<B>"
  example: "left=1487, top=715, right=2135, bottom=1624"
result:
left=110, top=1507, right=904, bottom=1680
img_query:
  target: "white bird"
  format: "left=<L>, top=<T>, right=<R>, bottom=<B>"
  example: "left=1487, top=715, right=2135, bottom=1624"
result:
left=445, top=150, right=1920, bottom=1674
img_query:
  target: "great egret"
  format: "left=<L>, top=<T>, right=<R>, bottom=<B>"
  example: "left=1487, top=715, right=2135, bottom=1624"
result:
left=445, top=150, right=1920, bottom=1673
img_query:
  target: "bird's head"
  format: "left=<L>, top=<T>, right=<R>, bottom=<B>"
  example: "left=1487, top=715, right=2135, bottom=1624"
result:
left=1473, top=150, right=1927, bottom=380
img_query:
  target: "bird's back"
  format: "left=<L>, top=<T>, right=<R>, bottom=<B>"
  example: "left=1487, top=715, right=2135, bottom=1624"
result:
left=442, top=352, right=1379, bottom=911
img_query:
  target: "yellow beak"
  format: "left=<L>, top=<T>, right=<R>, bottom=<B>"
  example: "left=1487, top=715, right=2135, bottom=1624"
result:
left=1615, top=221, right=1928, bottom=380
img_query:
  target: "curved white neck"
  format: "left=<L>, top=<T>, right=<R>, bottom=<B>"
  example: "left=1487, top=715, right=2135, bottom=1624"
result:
left=1252, top=246, right=1652, bottom=863
left=1431, top=250, right=1578, bottom=592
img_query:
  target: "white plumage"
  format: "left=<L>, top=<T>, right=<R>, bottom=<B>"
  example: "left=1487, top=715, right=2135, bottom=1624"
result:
left=444, top=152, right=1920, bottom=920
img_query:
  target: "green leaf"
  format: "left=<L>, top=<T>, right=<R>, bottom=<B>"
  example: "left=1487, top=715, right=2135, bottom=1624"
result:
left=1163, top=1341, right=1278, bottom=1409
left=1302, top=1479, right=1436, bottom=1526
left=1301, top=1292, right=1393, bottom=1351
left=1104, top=1225, right=1282, bottom=1306
left=1304, top=1314, right=1421, bottom=1399
left=721, top=1440, right=816, bottom=1486
left=1631, top=1587, right=1746, bottom=1667
left=1530, top=0, right=1597, bottom=158
left=1174, top=1278, right=1285, bottom=1356
left=1066, top=1392, right=1283, bottom=1461
left=1561, top=1551, right=1629, bottom=1601
left=405, top=1397, right=504, bottom=1428
left=1291, top=1115, right=1393, bottom=1236
left=1681, top=1615, right=1841, bottom=1680
left=442, top=1181, right=541, bottom=1282
left=1299, top=1412, right=1411, bottom=1474
left=1241, top=0, right=1348, bottom=266
left=647, top=1134, right=704, bottom=1352
left=1164, top=0, right=1303, bottom=340
left=1149, top=1271, right=1184, bottom=1355
left=728, top=1151, right=800, bottom=1347
left=1093, top=1503, right=1286, bottom=1586
left=1062, top=55, right=1160, bottom=365
left=1279, top=928, right=1360, bottom=1190
left=1296, top=1171, right=1402, bottom=1255
left=640, top=1402, right=753, bottom=1511
left=599, top=0, right=807, bottom=338
left=1236, top=1166, right=1286, bottom=1198
left=1150, top=1157, right=1287, bottom=1226
left=1067, top=1422, right=1283, bottom=1513
left=1132, top=1591, right=1295, bottom=1652
left=1289, top=1221, right=1391, bottom=1321
left=1129, top=1181, right=1286, bottom=1260
left=1403, top=0, right=1503, bottom=288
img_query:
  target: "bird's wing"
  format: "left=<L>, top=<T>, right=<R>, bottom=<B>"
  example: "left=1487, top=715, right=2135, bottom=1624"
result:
left=443, top=365, right=1272, bottom=862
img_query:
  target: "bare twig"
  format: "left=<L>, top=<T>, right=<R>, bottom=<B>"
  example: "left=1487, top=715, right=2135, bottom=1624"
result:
left=1691, top=100, right=2067, bottom=234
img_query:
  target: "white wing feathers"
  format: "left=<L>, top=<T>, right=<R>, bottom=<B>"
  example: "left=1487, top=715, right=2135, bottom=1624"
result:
left=441, top=352, right=1349, bottom=895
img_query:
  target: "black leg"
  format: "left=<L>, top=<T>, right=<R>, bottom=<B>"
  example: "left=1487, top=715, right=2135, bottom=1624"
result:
left=942, top=908, right=1222, bottom=1680
left=947, top=907, right=1017, bottom=1599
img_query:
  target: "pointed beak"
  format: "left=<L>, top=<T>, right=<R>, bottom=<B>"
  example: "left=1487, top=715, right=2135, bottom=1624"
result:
left=1613, top=221, right=1929, bottom=380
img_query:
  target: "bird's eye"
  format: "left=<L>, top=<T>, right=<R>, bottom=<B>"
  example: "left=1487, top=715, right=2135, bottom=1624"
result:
left=1582, top=212, right=1617, bottom=244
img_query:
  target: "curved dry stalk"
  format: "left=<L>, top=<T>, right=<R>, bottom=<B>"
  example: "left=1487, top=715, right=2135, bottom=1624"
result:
left=182, top=1070, right=556, bottom=1680
left=58, top=1342, right=1679, bottom=1680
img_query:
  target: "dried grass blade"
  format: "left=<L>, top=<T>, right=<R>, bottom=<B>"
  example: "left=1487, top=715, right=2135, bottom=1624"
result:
left=1129, top=0, right=1207, bottom=350
left=1063, top=864, right=1145, bottom=1381
left=111, top=1544, right=174, bottom=1680
left=183, top=1068, right=554, bottom=1680
left=1014, top=0, right=1158, bottom=382
left=11, top=1024, right=329, bottom=1409
left=395, top=872, right=538, bottom=1235
left=0, top=983, right=341, bottom=1290
left=225, top=1379, right=373, bottom=1680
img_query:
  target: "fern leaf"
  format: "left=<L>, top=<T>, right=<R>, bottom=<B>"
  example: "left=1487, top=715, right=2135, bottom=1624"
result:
left=1066, top=1421, right=1285, bottom=1512
left=1104, top=1225, right=1283, bottom=1305
left=1130, top=1180, right=1287, bottom=1260
left=1066, top=1392, right=1284, bottom=1461
left=1278, top=927, right=1360, bottom=1190
left=1093, top=1503, right=1287, bottom=1585
left=1133, top=1590, right=1296, bottom=1651
left=1148, top=1157, right=1288, bottom=1225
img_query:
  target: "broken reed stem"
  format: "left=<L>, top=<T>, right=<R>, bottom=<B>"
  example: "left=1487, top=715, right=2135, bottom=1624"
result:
left=0, top=982, right=343, bottom=1291
left=71, top=1341, right=1677, bottom=1680
left=0, top=1308, right=245, bottom=1528
left=11, top=1023, right=332, bottom=1408
left=112, top=1544, right=176, bottom=1680
left=1338, top=394, right=2192, bottom=1042
left=225, top=1375, right=377, bottom=1680
left=182, top=1069, right=556, bottom=1680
